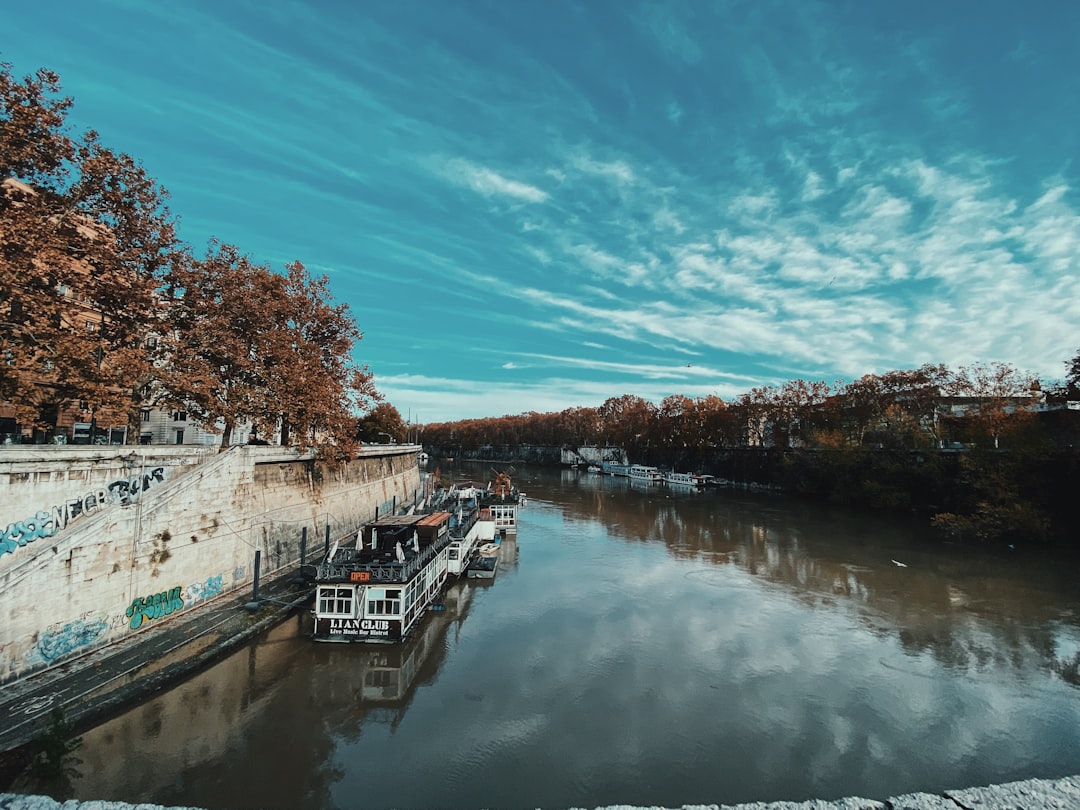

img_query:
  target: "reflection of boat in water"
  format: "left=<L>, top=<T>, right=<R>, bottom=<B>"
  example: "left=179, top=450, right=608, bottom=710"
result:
left=337, top=579, right=475, bottom=703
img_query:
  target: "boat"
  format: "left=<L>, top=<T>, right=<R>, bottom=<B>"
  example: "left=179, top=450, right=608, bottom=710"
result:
left=310, top=511, right=453, bottom=643
left=602, top=462, right=630, bottom=476
left=586, top=464, right=602, bottom=474
left=628, top=464, right=664, bottom=483
left=441, top=484, right=497, bottom=576
left=466, top=542, right=500, bottom=579
left=663, top=471, right=717, bottom=489
left=485, top=468, right=524, bottom=535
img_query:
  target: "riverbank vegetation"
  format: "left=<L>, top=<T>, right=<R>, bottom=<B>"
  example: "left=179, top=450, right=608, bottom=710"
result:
left=423, top=356, right=1080, bottom=545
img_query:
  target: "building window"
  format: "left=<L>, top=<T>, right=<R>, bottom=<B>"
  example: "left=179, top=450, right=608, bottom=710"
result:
left=141, top=409, right=151, bottom=422
left=319, top=587, right=354, bottom=616
left=171, top=410, right=187, bottom=421
left=174, top=429, right=184, bottom=444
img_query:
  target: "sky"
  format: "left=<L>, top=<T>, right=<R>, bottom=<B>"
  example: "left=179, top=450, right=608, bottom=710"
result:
left=4, top=1, right=1079, bottom=423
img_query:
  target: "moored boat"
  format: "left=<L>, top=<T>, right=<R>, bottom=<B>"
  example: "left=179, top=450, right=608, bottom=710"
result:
left=311, top=511, right=452, bottom=643
left=466, top=542, right=500, bottom=579
left=663, top=471, right=717, bottom=488
left=628, top=464, right=664, bottom=483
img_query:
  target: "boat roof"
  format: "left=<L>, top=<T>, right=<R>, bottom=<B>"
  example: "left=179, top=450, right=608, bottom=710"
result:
left=416, top=511, right=451, bottom=527
left=370, top=514, right=424, bottom=529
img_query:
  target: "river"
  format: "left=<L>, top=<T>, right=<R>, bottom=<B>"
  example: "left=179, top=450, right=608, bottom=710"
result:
left=62, top=465, right=1080, bottom=809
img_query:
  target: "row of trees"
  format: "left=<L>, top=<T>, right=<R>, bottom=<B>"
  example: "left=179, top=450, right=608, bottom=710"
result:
left=1, top=63, right=379, bottom=452
left=422, top=359, right=1072, bottom=455
left=423, top=356, right=1079, bottom=543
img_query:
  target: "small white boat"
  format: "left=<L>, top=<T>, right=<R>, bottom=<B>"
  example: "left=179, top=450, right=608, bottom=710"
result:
left=663, top=471, right=716, bottom=489
left=467, top=545, right=499, bottom=579
left=628, top=464, right=664, bottom=483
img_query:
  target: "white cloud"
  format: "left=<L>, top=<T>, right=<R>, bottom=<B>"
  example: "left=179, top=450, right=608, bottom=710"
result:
left=443, top=158, right=548, bottom=202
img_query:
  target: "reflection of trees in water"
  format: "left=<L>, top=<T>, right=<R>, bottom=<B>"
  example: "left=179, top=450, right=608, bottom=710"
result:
left=546, top=467, right=1080, bottom=690
left=68, top=582, right=479, bottom=809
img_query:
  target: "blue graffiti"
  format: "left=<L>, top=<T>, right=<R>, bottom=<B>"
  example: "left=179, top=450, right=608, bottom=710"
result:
left=1, top=510, right=59, bottom=556
left=126, top=586, right=184, bottom=630
left=36, top=617, right=108, bottom=663
left=185, top=574, right=224, bottom=604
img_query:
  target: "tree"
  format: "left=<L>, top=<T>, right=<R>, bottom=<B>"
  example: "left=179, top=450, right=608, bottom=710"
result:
left=357, top=402, right=406, bottom=444
left=946, top=361, right=1038, bottom=449
left=1062, top=348, right=1080, bottom=400
left=162, top=242, right=378, bottom=453
left=268, top=260, right=379, bottom=452
left=1, top=63, right=177, bottom=438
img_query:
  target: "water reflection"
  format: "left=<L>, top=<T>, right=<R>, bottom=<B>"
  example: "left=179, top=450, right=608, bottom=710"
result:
left=62, top=465, right=1080, bottom=810
left=548, top=466, right=1080, bottom=687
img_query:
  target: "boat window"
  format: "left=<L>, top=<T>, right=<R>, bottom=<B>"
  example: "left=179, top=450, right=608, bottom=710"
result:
left=318, top=587, right=354, bottom=616
left=368, top=593, right=402, bottom=616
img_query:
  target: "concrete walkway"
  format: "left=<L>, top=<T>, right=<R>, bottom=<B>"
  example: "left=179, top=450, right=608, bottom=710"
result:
left=2, top=773, right=1080, bottom=809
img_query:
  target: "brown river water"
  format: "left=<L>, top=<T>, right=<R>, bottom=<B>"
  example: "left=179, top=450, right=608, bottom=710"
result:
left=61, top=465, right=1080, bottom=809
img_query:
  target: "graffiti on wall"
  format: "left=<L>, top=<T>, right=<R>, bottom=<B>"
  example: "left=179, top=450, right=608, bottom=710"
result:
left=35, top=616, right=109, bottom=663
left=126, top=586, right=184, bottom=630
left=1, top=466, right=166, bottom=559
left=185, top=573, right=224, bottom=605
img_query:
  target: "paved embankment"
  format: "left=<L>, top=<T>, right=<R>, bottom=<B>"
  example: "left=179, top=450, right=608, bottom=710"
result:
left=2, top=773, right=1080, bottom=808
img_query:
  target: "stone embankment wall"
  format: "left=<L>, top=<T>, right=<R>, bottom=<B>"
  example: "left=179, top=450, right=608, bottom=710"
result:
left=0, top=445, right=422, bottom=682
left=3, top=773, right=1080, bottom=809
left=426, top=444, right=628, bottom=467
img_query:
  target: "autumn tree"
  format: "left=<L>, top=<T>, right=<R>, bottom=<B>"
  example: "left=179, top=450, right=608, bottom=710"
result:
left=1, top=63, right=176, bottom=438
left=357, top=402, right=406, bottom=444
left=162, top=242, right=378, bottom=453
left=946, top=361, right=1038, bottom=449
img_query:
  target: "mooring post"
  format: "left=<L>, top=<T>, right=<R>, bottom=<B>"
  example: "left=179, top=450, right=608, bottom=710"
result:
left=245, top=549, right=262, bottom=612
left=253, top=549, right=261, bottom=601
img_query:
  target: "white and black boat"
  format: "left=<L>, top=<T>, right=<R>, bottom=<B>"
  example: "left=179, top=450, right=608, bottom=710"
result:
left=310, top=511, right=453, bottom=643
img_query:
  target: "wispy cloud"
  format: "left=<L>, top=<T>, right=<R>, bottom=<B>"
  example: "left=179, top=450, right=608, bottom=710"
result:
left=442, top=158, right=548, bottom=202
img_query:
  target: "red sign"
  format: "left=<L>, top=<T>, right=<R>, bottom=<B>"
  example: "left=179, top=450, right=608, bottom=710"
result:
left=350, top=571, right=371, bottom=582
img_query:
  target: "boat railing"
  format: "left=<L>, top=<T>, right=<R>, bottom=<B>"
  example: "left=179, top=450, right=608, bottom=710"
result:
left=316, top=531, right=451, bottom=583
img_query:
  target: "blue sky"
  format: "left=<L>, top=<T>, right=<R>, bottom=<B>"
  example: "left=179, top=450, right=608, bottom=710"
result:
left=5, top=1, right=1079, bottom=423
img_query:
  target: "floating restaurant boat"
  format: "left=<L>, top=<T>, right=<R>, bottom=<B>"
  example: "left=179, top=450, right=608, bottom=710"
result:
left=310, top=469, right=524, bottom=644
left=628, top=464, right=664, bottom=483
left=310, top=512, right=453, bottom=643
left=663, top=471, right=718, bottom=488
